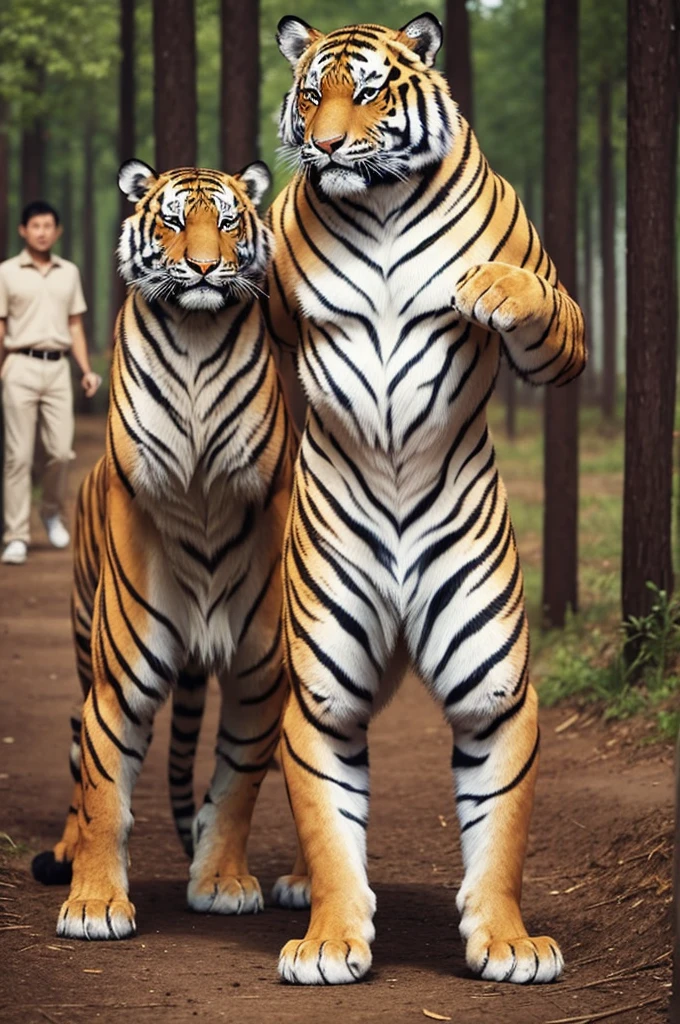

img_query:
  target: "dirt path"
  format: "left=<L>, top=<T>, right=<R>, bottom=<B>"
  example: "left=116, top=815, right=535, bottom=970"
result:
left=0, top=418, right=673, bottom=1024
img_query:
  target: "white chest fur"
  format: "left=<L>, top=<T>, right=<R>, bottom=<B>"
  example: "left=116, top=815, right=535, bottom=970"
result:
left=293, top=184, right=497, bottom=461
left=115, top=299, right=277, bottom=667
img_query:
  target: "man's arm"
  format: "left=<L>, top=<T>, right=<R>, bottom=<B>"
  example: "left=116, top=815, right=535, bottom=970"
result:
left=68, top=315, right=101, bottom=399
left=0, top=319, right=6, bottom=371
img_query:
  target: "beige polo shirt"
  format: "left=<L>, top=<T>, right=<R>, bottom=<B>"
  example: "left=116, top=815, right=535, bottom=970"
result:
left=0, top=250, right=87, bottom=352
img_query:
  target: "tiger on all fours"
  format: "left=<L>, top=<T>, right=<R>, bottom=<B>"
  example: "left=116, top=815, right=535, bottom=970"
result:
left=32, top=160, right=299, bottom=940
left=265, top=12, right=586, bottom=985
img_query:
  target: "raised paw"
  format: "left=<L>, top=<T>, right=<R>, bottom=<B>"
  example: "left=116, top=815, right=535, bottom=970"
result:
left=466, top=931, right=563, bottom=984
left=452, top=262, right=550, bottom=336
left=278, top=936, right=372, bottom=985
left=57, top=896, right=136, bottom=940
left=187, top=873, right=263, bottom=914
left=271, top=873, right=311, bottom=909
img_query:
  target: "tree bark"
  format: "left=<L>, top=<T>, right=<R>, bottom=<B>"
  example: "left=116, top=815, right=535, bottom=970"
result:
left=599, top=79, right=617, bottom=419
left=60, top=162, right=73, bottom=261
left=21, top=62, right=46, bottom=209
left=82, top=119, right=96, bottom=348
left=153, top=0, right=197, bottom=170
left=581, top=190, right=594, bottom=400
left=622, top=0, right=678, bottom=625
left=111, top=0, right=136, bottom=340
left=220, top=0, right=260, bottom=172
left=444, top=0, right=474, bottom=124
left=541, top=0, right=580, bottom=629
left=0, top=101, right=9, bottom=261
left=21, top=119, right=45, bottom=209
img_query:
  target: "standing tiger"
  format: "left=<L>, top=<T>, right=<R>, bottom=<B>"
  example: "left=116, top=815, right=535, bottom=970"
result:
left=266, top=14, right=586, bottom=985
left=31, top=161, right=298, bottom=940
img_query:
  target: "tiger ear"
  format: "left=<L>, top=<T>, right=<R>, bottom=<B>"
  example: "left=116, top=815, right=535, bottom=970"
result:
left=236, top=161, right=272, bottom=208
left=398, top=12, right=443, bottom=68
left=118, top=160, right=158, bottom=202
left=277, top=15, right=322, bottom=66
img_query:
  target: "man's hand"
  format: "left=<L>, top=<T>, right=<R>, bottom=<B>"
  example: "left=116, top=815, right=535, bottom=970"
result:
left=81, top=371, right=102, bottom=399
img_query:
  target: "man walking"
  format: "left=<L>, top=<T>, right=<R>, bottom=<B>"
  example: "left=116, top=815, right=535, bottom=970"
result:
left=0, top=201, right=101, bottom=565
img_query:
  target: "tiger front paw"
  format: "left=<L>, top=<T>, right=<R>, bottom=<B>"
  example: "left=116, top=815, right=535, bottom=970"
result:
left=278, top=936, right=372, bottom=985
left=452, top=262, right=552, bottom=337
left=465, top=929, right=563, bottom=984
left=57, top=895, right=136, bottom=940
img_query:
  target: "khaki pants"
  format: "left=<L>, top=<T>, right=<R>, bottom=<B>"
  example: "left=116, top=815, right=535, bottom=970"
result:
left=1, top=352, right=74, bottom=545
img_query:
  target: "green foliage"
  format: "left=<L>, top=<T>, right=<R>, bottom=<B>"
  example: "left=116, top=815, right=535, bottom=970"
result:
left=539, top=585, right=680, bottom=741
left=471, top=0, right=544, bottom=201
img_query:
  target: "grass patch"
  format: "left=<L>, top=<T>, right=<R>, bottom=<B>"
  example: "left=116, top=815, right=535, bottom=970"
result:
left=487, top=395, right=680, bottom=741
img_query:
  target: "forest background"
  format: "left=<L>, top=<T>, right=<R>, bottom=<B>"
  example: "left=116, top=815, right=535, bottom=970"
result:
left=0, top=0, right=678, bottom=736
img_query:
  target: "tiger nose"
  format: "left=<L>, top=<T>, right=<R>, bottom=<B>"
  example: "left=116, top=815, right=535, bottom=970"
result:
left=313, top=134, right=346, bottom=155
left=186, top=256, right=219, bottom=276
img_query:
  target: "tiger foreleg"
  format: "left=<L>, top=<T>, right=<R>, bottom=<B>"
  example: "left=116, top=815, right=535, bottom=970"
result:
left=277, top=693, right=375, bottom=984
left=452, top=261, right=586, bottom=387
left=56, top=676, right=151, bottom=939
left=449, top=683, right=563, bottom=983
left=187, top=570, right=288, bottom=916
left=56, top=498, right=176, bottom=940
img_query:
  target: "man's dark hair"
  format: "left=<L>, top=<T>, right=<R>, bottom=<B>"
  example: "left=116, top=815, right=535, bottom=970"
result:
left=21, top=201, right=60, bottom=227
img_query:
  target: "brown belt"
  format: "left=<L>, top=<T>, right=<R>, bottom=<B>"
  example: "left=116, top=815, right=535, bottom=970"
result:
left=17, top=348, right=64, bottom=361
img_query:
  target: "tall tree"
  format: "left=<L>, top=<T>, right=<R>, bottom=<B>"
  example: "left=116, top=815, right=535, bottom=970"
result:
left=111, top=0, right=136, bottom=335
left=622, top=0, right=678, bottom=625
left=444, top=0, right=473, bottom=124
left=0, top=100, right=8, bottom=261
left=153, top=0, right=197, bottom=169
left=220, top=0, right=260, bottom=172
left=541, top=0, right=580, bottom=628
left=82, top=115, right=96, bottom=348
left=599, top=79, right=617, bottom=418
left=580, top=191, right=594, bottom=399
left=59, top=160, right=73, bottom=261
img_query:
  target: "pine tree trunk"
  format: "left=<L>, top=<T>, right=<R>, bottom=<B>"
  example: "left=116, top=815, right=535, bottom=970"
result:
left=0, top=101, right=9, bottom=261
left=111, top=0, right=136, bottom=341
left=60, top=163, right=73, bottom=260
left=153, top=0, right=197, bottom=169
left=622, top=0, right=678, bottom=625
left=21, top=62, right=45, bottom=208
left=581, top=191, right=594, bottom=400
left=220, top=0, right=260, bottom=172
left=541, top=0, right=580, bottom=629
left=82, top=119, right=96, bottom=348
left=444, top=0, right=474, bottom=124
left=599, top=79, right=617, bottom=419
left=21, top=119, right=45, bottom=209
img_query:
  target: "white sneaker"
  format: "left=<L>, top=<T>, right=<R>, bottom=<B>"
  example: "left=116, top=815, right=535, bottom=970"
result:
left=1, top=541, right=27, bottom=565
left=43, top=516, right=70, bottom=549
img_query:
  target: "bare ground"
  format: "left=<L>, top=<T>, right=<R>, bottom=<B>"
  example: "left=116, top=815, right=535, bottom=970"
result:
left=0, top=418, right=673, bottom=1024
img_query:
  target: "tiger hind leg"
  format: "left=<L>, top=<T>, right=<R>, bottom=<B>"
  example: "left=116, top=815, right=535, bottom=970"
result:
left=412, top=512, right=563, bottom=984
left=31, top=709, right=83, bottom=885
left=168, top=665, right=208, bottom=857
left=271, top=838, right=310, bottom=909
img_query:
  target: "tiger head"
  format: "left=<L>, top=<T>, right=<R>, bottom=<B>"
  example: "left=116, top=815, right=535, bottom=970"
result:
left=117, top=162, right=272, bottom=311
left=277, top=13, right=454, bottom=198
